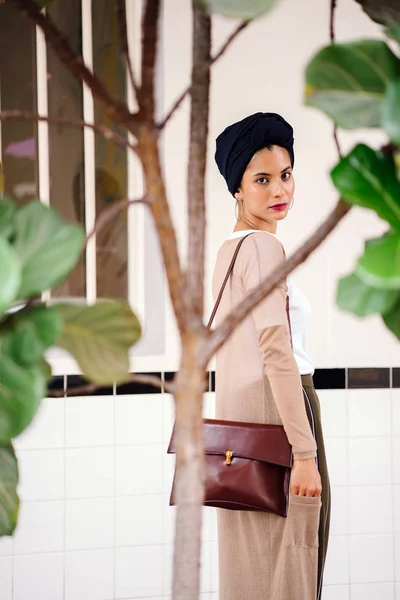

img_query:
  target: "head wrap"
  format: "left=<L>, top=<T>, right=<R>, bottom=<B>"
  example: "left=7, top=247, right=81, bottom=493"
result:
left=214, top=112, right=294, bottom=196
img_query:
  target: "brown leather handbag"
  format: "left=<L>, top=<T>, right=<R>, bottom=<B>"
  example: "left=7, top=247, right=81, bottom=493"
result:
left=167, top=233, right=293, bottom=517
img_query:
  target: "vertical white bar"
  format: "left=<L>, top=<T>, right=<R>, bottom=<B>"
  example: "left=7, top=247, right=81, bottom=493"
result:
left=82, top=0, right=96, bottom=304
left=36, top=18, right=51, bottom=303
left=126, top=0, right=145, bottom=329
left=36, top=22, right=50, bottom=206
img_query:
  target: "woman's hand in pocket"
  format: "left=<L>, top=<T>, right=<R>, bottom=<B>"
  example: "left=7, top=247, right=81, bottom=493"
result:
left=290, top=458, right=322, bottom=497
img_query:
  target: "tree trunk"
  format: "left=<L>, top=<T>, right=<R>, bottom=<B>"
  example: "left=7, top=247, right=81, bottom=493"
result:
left=172, top=332, right=206, bottom=600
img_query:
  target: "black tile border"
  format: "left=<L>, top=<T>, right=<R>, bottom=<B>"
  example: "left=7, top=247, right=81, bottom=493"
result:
left=49, top=368, right=400, bottom=396
left=348, top=368, right=390, bottom=389
left=47, top=375, right=65, bottom=394
left=66, top=374, right=115, bottom=396
left=164, top=372, right=175, bottom=387
left=312, top=369, right=345, bottom=390
left=211, top=371, right=215, bottom=393
left=116, top=372, right=162, bottom=395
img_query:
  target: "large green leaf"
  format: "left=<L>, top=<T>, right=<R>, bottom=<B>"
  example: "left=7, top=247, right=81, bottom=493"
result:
left=13, top=200, right=84, bottom=299
left=305, top=40, right=400, bottom=128
left=382, top=295, right=400, bottom=339
left=0, top=445, right=19, bottom=536
left=55, top=300, right=141, bottom=385
left=0, top=196, right=17, bottom=240
left=0, top=239, right=22, bottom=318
left=356, top=233, right=400, bottom=290
left=386, top=22, right=400, bottom=44
left=4, top=306, right=62, bottom=367
left=202, top=0, right=278, bottom=19
left=354, top=0, right=400, bottom=26
left=381, top=79, right=400, bottom=145
left=0, top=335, right=46, bottom=444
left=331, top=144, right=400, bottom=231
left=337, top=272, right=399, bottom=316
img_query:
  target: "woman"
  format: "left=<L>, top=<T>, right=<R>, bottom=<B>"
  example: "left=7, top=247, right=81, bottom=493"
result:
left=212, top=112, right=331, bottom=600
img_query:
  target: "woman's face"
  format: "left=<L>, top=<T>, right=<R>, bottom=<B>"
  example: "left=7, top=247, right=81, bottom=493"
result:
left=236, top=145, right=294, bottom=231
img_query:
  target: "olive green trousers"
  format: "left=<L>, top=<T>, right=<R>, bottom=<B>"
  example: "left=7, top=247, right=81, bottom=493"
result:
left=301, top=373, right=331, bottom=600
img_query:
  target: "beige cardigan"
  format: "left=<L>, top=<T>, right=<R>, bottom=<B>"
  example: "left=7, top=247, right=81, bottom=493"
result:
left=212, top=231, right=316, bottom=460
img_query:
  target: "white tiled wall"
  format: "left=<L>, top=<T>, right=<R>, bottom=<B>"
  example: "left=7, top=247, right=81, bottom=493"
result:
left=0, top=391, right=219, bottom=600
left=1, top=388, right=399, bottom=599
left=320, top=388, right=400, bottom=600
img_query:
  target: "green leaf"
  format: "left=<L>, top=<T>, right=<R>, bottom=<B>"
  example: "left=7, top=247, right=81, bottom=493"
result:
left=203, top=0, right=278, bottom=19
left=4, top=306, right=63, bottom=367
left=38, top=358, right=52, bottom=382
left=382, top=294, right=400, bottom=339
left=0, top=445, right=19, bottom=536
left=305, top=40, right=400, bottom=128
left=381, top=79, right=400, bottom=145
left=337, top=272, right=399, bottom=316
left=0, top=239, right=22, bottom=318
left=0, top=196, right=17, bottom=240
left=55, top=300, right=141, bottom=385
left=386, top=22, right=400, bottom=44
left=331, top=144, right=400, bottom=232
left=354, top=0, right=400, bottom=26
left=13, top=200, right=84, bottom=299
left=356, top=233, right=400, bottom=290
left=0, top=336, right=46, bottom=444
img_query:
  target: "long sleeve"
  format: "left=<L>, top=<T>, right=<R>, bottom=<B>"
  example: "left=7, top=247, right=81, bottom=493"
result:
left=241, top=234, right=316, bottom=460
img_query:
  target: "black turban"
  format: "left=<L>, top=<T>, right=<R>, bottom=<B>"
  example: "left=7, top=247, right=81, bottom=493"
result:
left=214, top=112, right=294, bottom=196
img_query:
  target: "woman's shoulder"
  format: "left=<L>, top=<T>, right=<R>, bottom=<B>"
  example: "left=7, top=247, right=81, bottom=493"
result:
left=214, top=231, right=286, bottom=273
left=237, top=231, right=286, bottom=263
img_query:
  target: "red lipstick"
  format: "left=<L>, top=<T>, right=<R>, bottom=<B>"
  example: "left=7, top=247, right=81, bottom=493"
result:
left=270, top=203, right=287, bottom=211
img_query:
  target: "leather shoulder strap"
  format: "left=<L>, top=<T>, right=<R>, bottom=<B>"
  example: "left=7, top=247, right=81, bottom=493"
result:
left=207, top=233, right=254, bottom=330
left=207, top=233, right=294, bottom=348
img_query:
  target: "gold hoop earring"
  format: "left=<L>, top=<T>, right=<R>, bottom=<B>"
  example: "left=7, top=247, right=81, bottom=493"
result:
left=289, top=197, right=295, bottom=210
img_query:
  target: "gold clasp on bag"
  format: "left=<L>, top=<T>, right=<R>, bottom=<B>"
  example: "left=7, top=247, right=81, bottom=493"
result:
left=225, top=451, right=233, bottom=465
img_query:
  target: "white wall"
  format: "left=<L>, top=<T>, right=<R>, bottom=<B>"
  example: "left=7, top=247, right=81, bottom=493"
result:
left=1, top=386, right=399, bottom=599
left=161, top=0, right=399, bottom=371
left=1, top=1, right=399, bottom=599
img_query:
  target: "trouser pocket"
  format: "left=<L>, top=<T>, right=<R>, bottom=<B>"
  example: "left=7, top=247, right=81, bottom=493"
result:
left=284, top=493, right=321, bottom=548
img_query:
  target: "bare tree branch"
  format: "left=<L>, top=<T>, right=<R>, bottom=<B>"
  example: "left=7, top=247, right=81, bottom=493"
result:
left=137, top=130, right=187, bottom=334
left=330, top=0, right=342, bottom=158
left=116, top=0, right=140, bottom=101
left=138, top=0, right=160, bottom=117
left=11, top=0, right=139, bottom=132
left=333, top=128, right=342, bottom=158
left=85, top=197, right=149, bottom=246
left=48, top=373, right=175, bottom=397
left=0, top=110, right=137, bottom=154
left=202, top=198, right=352, bottom=366
left=134, top=1, right=187, bottom=333
left=212, top=20, right=250, bottom=63
left=157, top=86, right=188, bottom=132
left=158, top=20, right=250, bottom=130
left=330, top=0, right=338, bottom=43
left=185, top=2, right=211, bottom=321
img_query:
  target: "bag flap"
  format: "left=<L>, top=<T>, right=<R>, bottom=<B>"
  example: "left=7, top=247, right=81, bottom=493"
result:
left=168, top=418, right=292, bottom=468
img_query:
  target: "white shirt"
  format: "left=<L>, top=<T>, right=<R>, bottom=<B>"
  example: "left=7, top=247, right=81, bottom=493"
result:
left=227, top=230, right=315, bottom=375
